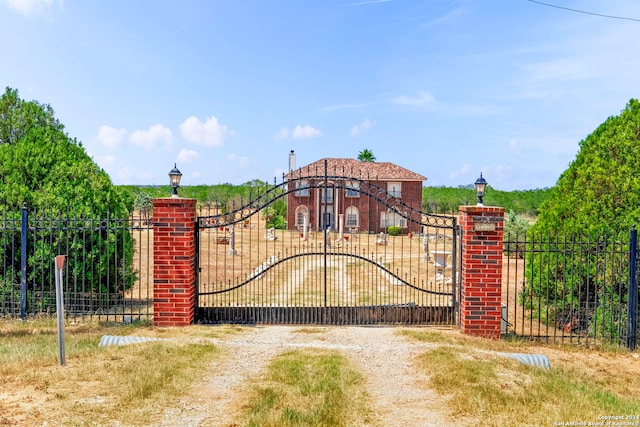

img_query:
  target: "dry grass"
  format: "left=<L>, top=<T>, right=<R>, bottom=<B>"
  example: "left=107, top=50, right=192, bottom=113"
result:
left=401, top=328, right=640, bottom=426
left=237, top=348, right=374, bottom=427
left=2, top=320, right=640, bottom=426
left=0, top=319, right=239, bottom=426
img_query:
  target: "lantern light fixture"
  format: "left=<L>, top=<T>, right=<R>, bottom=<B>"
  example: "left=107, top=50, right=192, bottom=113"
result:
left=169, top=163, right=182, bottom=197
left=474, top=173, right=487, bottom=206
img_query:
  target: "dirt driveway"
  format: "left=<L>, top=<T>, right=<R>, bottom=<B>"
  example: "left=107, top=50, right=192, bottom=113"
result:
left=158, top=325, right=455, bottom=427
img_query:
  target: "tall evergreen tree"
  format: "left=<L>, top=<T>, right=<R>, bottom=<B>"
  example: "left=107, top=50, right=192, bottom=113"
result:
left=525, top=99, right=640, bottom=342
left=0, top=87, right=133, bottom=301
left=534, top=99, right=640, bottom=235
left=0, top=87, right=127, bottom=214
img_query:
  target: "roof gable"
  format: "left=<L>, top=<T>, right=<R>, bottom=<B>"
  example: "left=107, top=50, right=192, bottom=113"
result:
left=286, top=158, right=427, bottom=182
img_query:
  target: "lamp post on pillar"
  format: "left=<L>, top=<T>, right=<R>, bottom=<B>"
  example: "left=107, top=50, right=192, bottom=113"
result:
left=459, top=174, right=505, bottom=339
left=153, top=165, right=197, bottom=327
left=169, top=164, right=182, bottom=197
left=474, top=173, right=487, bottom=206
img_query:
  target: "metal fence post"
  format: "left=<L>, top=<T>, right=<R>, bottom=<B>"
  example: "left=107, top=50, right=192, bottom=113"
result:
left=20, top=202, right=28, bottom=320
left=628, top=227, right=638, bottom=351
left=55, top=255, right=67, bottom=365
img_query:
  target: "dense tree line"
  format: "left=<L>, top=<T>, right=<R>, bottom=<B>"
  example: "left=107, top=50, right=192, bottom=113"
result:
left=120, top=179, right=273, bottom=212
left=422, top=185, right=550, bottom=216
left=122, top=183, right=550, bottom=217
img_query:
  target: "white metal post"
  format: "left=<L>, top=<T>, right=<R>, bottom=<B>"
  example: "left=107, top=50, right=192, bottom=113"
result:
left=55, top=255, right=67, bottom=366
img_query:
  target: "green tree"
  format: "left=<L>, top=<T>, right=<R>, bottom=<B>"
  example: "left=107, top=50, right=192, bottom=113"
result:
left=0, top=87, right=133, bottom=305
left=503, top=209, right=531, bottom=257
left=525, top=99, right=640, bottom=342
left=534, top=99, right=640, bottom=235
left=357, top=148, right=376, bottom=162
left=0, top=87, right=127, bottom=214
left=0, top=87, right=64, bottom=146
left=133, top=192, right=153, bottom=220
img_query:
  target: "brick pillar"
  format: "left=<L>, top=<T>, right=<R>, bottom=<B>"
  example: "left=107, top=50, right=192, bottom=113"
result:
left=459, top=205, right=505, bottom=338
left=153, top=198, right=197, bottom=327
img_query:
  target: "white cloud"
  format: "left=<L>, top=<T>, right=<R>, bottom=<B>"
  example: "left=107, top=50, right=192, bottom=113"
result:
left=448, top=163, right=472, bottom=182
left=96, top=125, right=127, bottom=149
left=420, top=4, right=467, bottom=29
left=292, top=125, right=321, bottom=139
left=4, top=0, right=62, bottom=15
left=342, top=0, right=392, bottom=6
left=117, top=166, right=136, bottom=184
left=227, top=153, right=249, bottom=168
left=392, top=91, right=437, bottom=107
left=117, top=166, right=152, bottom=185
left=129, top=124, right=173, bottom=151
left=94, top=154, right=117, bottom=172
left=180, top=116, right=231, bottom=146
left=350, top=118, right=373, bottom=137
left=274, top=127, right=290, bottom=141
left=177, top=148, right=199, bottom=163
left=320, top=101, right=375, bottom=112
left=508, top=139, right=523, bottom=155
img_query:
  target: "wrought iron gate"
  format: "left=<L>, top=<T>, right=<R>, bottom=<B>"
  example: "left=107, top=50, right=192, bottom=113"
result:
left=195, top=172, right=459, bottom=325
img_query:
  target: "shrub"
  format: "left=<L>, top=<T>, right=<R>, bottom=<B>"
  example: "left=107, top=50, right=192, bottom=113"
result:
left=503, top=210, right=531, bottom=257
left=387, top=226, right=402, bottom=236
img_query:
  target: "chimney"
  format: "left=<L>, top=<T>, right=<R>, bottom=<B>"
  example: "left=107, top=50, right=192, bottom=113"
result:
left=289, top=150, right=296, bottom=172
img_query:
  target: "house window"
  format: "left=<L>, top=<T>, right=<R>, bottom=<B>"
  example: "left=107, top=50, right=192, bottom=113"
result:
left=345, top=181, right=360, bottom=198
left=295, top=180, right=310, bottom=197
left=296, top=206, right=309, bottom=227
left=387, top=182, right=402, bottom=198
left=380, top=210, right=407, bottom=228
left=321, top=188, right=334, bottom=204
left=345, top=206, right=359, bottom=227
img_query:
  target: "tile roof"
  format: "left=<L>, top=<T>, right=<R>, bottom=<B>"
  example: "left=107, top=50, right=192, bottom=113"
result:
left=285, top=158, right=427, bottom=182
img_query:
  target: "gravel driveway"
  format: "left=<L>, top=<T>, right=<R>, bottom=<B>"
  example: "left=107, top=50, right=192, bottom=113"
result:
left=159, top=325, right=454, bottom=426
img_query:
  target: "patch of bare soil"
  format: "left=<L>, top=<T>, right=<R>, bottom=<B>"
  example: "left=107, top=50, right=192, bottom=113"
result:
left=158, top=325, right=455, bottom=427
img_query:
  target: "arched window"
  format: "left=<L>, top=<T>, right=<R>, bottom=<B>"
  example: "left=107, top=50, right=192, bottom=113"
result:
left=295, top=205, right=309, bottom=227
left=345, top=206, right=359, bottom=227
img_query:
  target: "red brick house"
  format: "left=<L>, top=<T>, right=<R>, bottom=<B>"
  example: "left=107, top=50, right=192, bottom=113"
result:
left=284, top=155, right=426, bottom=235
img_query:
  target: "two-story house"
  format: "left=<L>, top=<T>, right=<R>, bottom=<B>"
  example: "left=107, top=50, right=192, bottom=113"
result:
left=284, top=153, right=426, bottom=235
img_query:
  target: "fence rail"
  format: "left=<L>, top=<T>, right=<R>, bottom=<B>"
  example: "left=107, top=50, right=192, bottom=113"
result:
left=503, top=229, right=639, bottom=349
left=1, top=207, right=153, bottom=322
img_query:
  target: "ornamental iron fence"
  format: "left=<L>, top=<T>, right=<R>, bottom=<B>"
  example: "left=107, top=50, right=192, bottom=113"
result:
left=0, top=206, right=153, bottom=322
left=502, top=228, right=638, bottom=350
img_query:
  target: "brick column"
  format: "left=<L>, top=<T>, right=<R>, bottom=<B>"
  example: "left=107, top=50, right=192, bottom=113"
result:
left=153, top=198, right=197, bottom=327
left=459, top=205, right=505, bottom=338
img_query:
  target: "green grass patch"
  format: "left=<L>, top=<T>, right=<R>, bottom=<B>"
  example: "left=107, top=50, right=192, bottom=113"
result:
left=241, top=349, right=373, bottom=427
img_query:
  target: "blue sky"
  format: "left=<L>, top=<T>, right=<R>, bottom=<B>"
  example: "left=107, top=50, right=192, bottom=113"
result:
left=2, top=0, right=639, bottom=191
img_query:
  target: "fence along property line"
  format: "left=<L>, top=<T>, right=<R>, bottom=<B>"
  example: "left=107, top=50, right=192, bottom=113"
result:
left=0, top=206, right=153, bottom=322
left=502, top=229, right=639, bottom=349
